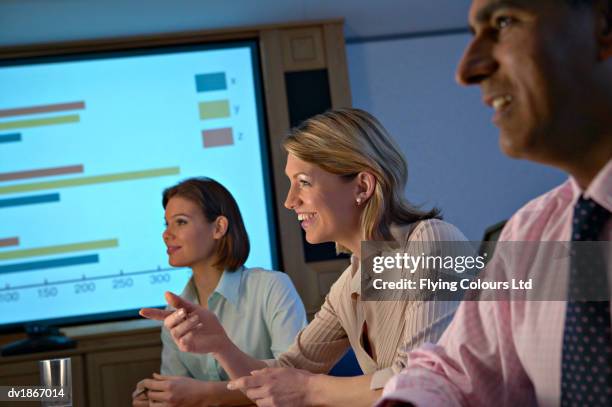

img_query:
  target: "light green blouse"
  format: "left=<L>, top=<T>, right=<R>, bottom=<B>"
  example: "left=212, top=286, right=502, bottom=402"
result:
left=161, top=267, right=307, bottom=381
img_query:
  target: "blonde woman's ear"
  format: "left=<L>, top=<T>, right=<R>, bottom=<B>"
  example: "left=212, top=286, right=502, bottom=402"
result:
left=214, top=216, right=229, bottom=239
left=356, top=171, right=376, bottom=201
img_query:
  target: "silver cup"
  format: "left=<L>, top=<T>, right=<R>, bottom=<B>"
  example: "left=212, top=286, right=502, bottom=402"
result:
left=39, top=357, right=72, bottom=406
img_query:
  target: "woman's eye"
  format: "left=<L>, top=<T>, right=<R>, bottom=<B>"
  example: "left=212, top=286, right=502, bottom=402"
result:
left=176, top=219, right=187, bottom=225
left=494, top=15, right=515, bottom=30
left=298, top=180, right=311, bottom=187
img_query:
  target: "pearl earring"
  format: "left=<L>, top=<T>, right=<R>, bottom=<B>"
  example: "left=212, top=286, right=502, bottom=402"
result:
left=356, top=197, right=362, bottom=205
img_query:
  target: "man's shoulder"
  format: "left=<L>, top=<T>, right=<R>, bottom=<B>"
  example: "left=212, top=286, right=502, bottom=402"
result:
left=500, top=179, right=573, bottom=240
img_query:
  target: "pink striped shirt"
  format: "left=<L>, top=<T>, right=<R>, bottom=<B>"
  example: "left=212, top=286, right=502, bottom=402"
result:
left=377, top=159, right=612, bottom=407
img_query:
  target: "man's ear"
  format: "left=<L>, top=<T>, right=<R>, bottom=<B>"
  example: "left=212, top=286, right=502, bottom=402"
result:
left=213, top=216, right=228, bottom=239
left=596, top=0, right=612, bottom=59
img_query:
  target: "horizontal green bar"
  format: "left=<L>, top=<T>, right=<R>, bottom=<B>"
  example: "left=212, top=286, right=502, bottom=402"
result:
left=0, top=114, right=80, bottom=131
left=0, top=239, right=118, bottom=261
left=199, top=100, right=230, bottom=120
left=0, top=167, right=180, bottom=195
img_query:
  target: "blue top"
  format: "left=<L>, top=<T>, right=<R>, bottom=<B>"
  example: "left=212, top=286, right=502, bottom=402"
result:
left=161, top=267, right=307, bottom=381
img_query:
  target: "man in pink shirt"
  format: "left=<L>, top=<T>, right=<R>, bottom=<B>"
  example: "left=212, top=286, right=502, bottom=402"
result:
left=377, top=0, right=612, bottom=406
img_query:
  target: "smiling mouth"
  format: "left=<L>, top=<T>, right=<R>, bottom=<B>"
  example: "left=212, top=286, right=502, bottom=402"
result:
left=492, top=95, right=513, bottom=111
left=297, top=212, right=317, bottom=228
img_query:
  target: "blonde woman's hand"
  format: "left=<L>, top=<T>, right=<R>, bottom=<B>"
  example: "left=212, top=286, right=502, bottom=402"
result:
left=228, top=367, right=316, bottom=407
left=140, top=291, right=229, bottom=354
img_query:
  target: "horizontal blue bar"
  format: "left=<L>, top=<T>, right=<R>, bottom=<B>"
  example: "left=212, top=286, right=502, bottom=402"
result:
left=0, top=193, right=60, bottom=208
left=195, top=72, right=227, bottom=92
left=0, top=254, right=99, bottom=274
left=0, top=133, right=21, bottom=143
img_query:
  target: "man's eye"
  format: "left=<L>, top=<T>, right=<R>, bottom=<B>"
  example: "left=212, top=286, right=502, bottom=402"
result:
left=494, top=15, right=515, bottom=30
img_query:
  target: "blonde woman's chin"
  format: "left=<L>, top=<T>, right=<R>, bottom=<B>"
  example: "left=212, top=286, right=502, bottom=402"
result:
left=304, top=230, right=336, bottom=246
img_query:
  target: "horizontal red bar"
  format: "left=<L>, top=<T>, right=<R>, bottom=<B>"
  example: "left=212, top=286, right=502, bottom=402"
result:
left=0, top=237, right=19, bottom=248
left=0, top=101, right=85, bottom=119
left=0, top=164, right=84, bottom=182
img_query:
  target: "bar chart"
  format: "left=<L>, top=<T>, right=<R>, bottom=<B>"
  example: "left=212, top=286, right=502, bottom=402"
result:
left=0, top=44, right=274, bottom=326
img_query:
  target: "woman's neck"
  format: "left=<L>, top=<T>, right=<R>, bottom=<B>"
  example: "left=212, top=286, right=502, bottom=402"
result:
left=191, top=263, right=224, bottom=307
left=339, top=232, right=363, bottom=260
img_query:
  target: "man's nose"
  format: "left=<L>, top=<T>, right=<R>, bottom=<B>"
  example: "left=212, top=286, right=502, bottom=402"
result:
left=456, top=36, right=498, bottom=86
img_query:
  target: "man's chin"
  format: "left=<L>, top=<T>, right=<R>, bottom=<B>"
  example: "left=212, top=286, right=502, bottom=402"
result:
left=499, top=131, right=530, bottom=159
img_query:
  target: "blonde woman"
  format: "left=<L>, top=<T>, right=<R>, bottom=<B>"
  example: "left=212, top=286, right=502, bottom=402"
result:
left=141, top=109, right=467, bottom=406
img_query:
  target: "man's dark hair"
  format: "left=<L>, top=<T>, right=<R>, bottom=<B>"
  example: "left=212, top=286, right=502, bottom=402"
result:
left=565, top=0, right=610, bottom=7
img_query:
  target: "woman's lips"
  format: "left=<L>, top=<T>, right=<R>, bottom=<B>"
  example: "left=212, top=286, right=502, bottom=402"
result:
left=166, top=246, right=180, bottom=255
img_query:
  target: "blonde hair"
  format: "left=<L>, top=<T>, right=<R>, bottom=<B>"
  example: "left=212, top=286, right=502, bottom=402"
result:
left=284, top=108, right=440, bottom=252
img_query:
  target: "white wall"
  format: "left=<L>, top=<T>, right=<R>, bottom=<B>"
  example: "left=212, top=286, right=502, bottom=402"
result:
left=347, top=34, right=566, bottom=239
left=0, top=1, right=568, bottom=239
left=0, top=0, right=469, bottom=46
